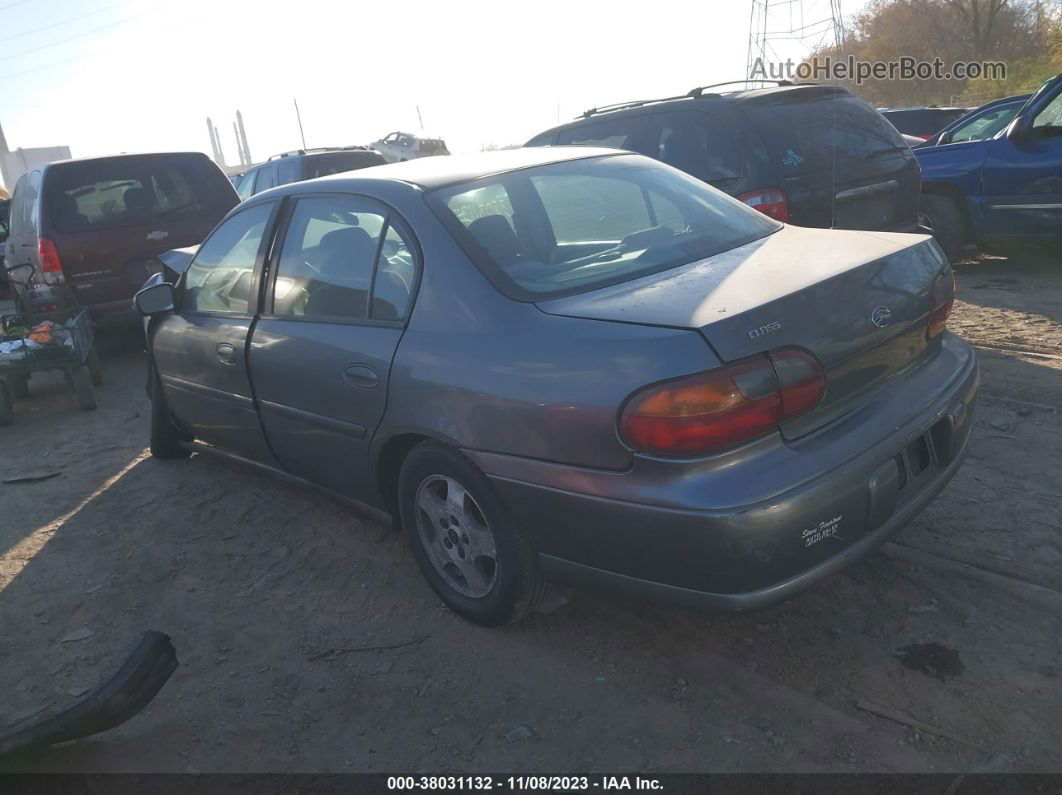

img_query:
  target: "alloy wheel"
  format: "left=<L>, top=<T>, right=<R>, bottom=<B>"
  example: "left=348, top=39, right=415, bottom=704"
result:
left=414, top=474, right=499, bottom=598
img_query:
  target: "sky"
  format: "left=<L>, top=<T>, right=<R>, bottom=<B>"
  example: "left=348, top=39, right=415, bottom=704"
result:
left=0, top=0, right=870, bottom=174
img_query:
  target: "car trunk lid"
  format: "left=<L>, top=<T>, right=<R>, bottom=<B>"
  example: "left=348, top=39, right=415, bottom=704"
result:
left=536, top=225, right=947, bottom=439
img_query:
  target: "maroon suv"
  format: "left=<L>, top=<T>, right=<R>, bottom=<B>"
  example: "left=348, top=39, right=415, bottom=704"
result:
left=3, top=152, right=238, bottom=324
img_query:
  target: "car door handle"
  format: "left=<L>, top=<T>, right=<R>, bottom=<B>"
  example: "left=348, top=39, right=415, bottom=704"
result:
left=216, top=343, right=239, bottom=366
left=343, top=364, right=379, bottom=389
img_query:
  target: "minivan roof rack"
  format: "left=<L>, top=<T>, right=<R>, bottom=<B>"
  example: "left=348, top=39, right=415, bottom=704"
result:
left=686, top=79, right=797, bottom=98
left=268, top=145, right=369, bottom=160
left=580, top=80, right=804, bottom=118
left=581, top=94, right=691, bottom=118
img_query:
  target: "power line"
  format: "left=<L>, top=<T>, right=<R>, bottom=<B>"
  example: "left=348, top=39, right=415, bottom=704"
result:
left=0, top=0, right=33, bottom=11
left=0, top=18, right=191, bottom=80
left=0, top=2, right=124, bottom=45
left=0, top=7, right=161, bottom=63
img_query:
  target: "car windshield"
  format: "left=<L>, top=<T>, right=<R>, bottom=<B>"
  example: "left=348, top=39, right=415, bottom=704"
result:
left=47, top=156, right=226, bottom=233
left=428, top=154, right=779, bottom=299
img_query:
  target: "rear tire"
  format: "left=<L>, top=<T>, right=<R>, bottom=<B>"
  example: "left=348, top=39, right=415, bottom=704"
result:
left=0, top=380, right=13, bottom=426
left=7, top=373, right=29, bottom=399
left=149, top=367, right=190, bottom=459
left=71, top=365, right=96, bottom=411
left=398, top=441, right=545, bottom=626
left=87, top=347, right=103, bottom=387
left=919, top=194, right=965, bottom=262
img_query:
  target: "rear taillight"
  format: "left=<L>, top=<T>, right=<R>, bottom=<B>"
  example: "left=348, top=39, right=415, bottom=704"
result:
left=927, top=269, right=956, bottom=339
left=38, top=238, right=66, bottom=285
left=619, top=348, right=824, bottom=457
left=737, top=188, right=789, bottom=222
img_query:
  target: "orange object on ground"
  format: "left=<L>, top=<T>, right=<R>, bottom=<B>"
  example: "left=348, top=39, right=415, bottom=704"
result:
left=28, top=322, right=55, bottom=345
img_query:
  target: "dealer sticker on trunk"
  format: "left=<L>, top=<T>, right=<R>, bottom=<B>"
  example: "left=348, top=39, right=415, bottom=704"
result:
left=801, top=515, right=842, bottom=547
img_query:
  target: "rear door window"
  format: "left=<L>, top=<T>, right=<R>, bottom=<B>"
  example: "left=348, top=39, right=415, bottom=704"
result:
left=555, top=115, right=648, bottom=150
left=644, top=110, right=743, bottom=184
left=236, top=170, right=258, bottom=200
left=271, top=195, right=414, bottom=322
left=276, top=158, right=301, bottom=186
left=27, top=170, right=42, bottom=234
left=9, top=175, right=28, bottom=235
left=47, top=157, right=228, bottom=232
left=253, top=164, right=276, bottom=193
left=183, top=202, right=274, bottom=314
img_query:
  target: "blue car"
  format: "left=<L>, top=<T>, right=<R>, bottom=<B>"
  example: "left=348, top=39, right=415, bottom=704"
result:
left=920, top=94, right=1032, bottom=148
left=916, top=74, right=1062, bottom=259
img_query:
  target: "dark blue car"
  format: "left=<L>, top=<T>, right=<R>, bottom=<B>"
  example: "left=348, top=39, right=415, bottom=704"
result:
left=916, top=74, right=1062, bottom=259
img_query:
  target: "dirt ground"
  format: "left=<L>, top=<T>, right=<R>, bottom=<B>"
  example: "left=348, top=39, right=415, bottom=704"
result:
left=0, top=254, right=1059, bottom=774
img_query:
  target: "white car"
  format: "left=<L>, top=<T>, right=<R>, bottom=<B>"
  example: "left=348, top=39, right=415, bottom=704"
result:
left=370, top=131, right=450, bottom=163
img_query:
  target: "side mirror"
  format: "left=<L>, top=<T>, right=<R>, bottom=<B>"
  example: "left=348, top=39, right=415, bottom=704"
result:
left=937, top=131, right=952, bottom=145
left=1007, top=115, right=1030, bottom=144
left=134, top=282, right=176, bottom=316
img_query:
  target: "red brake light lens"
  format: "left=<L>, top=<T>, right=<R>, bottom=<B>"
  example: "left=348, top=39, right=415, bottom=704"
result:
left=769, top=349, right=827, bottom=419
left=927, top=269, right=956, bottom=339
left=737, top=188, right=789, bottom=222
left=38, top=238, right=65, bottom=284
left=619, top=349, right=824, bottom=457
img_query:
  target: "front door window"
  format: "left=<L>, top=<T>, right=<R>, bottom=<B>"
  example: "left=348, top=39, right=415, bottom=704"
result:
left=183, top=202, right=273, bottom=314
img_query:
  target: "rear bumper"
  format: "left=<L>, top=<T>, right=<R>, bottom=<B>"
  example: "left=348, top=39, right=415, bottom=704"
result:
left=469, top=334, right=978, bottom=613
left=538, top=437, right=969, bottom=613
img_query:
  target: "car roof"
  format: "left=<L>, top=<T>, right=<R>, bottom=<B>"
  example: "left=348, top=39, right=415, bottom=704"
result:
left=530, top=84, right=854, bottom=140
left=880, top=106, right=968, bottom=113
left=261, top=146, right=624, bottom=193
left=43, top=151, right=209, bottom=170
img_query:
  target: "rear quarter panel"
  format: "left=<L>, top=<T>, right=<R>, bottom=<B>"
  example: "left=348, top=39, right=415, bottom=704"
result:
left=376, top=193, right=721, bottom=472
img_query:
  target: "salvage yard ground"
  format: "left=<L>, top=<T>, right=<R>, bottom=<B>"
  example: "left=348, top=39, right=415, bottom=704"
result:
left=0, top=255, right=1059, bottom=773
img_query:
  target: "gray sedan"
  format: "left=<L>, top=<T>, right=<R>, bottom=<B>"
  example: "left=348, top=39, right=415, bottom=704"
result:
left=135, top=147, right=978, bottom=626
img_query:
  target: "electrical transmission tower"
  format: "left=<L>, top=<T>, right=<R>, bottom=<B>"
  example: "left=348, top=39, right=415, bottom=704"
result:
left=747, top=0, right=845, bottom=79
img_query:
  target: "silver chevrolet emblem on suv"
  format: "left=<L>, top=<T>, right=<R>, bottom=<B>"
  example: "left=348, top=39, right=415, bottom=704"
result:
left=871, top=306, right=892, bottom=328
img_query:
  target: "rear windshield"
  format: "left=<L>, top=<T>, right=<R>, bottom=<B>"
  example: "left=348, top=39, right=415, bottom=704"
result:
left=428, top=154, right=779, bottom=300
left=881, top=108, right=966, bottom=137
left=304, top=151, right=386, bottom=179
left=47, top=156, right=230, bottom=233
left=745, top=94, right=908, bottom=177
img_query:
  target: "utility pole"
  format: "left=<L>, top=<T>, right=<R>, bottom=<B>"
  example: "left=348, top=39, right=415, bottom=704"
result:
left=294, top=98, right=307, bottom=150
left=236, top=110, right=251, bottom=165
left=233, top=122, right=245, bottom=166
left=416, top=105, right=424, bottom=131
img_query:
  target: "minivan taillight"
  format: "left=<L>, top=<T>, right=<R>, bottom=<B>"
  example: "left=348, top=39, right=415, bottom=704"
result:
left=927, top=269, right=956, bottom=339
left=737, top=188, right=789, bottom=222
left=619, top=349, right=824, bottom=457
left=38, top=238, right=66, bottom=285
